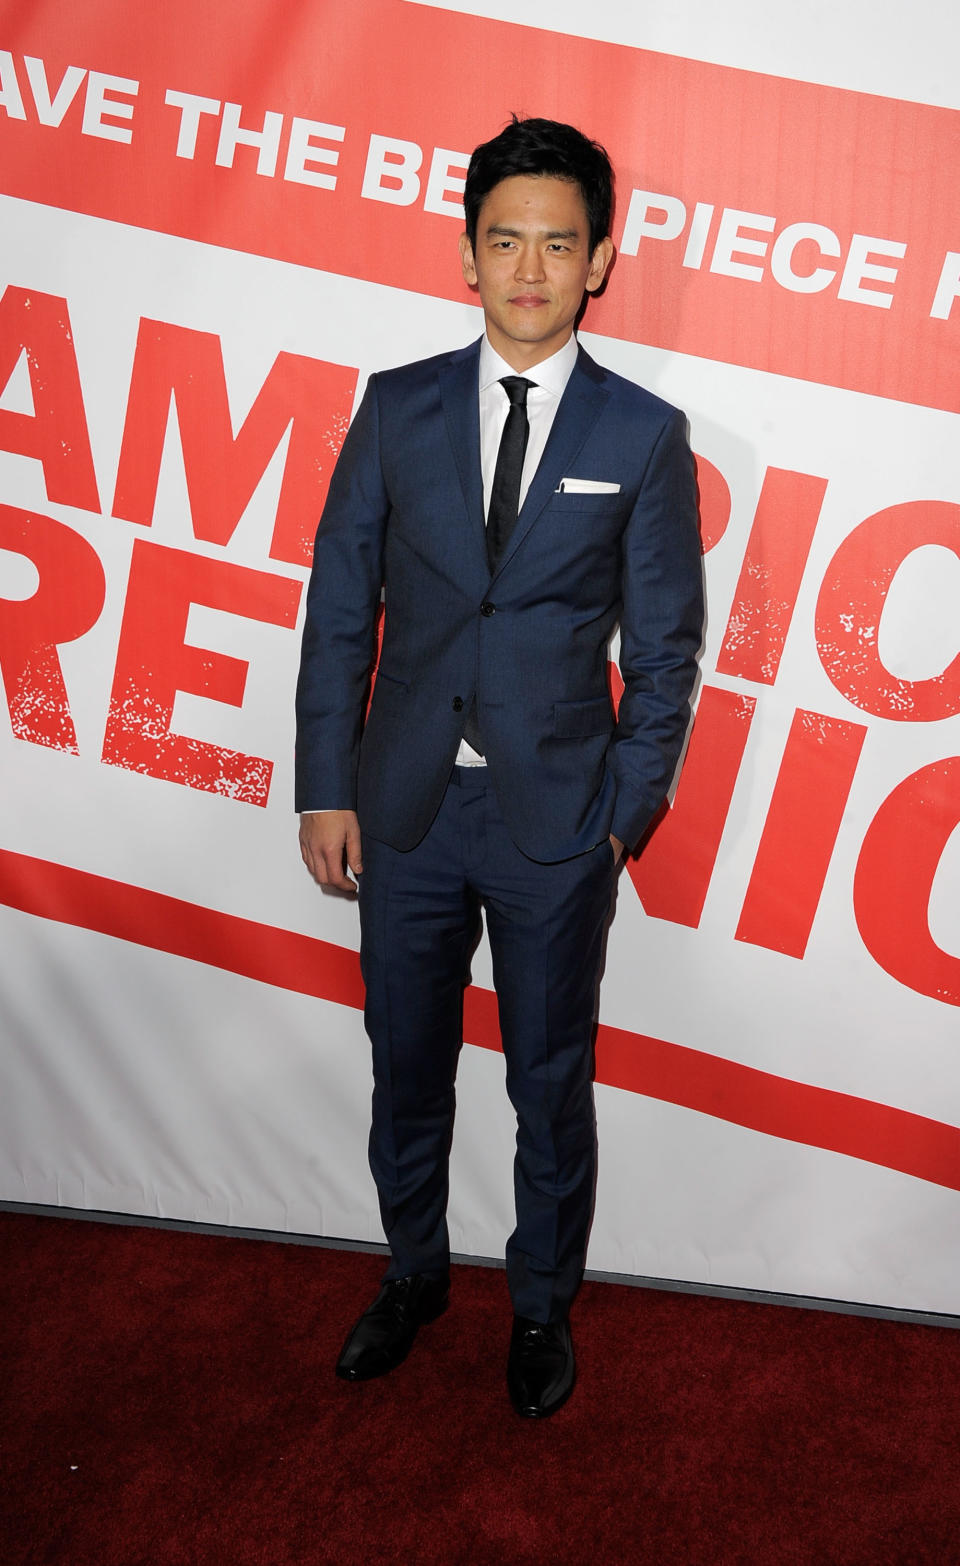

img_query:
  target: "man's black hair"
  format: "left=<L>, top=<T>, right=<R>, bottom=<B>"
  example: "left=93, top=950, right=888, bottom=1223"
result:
left=463, top=116, right=613, bottom=254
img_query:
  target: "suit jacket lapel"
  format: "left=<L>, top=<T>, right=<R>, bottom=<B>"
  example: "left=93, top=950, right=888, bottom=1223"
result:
left=491, top=347, right=610, bottom=582
left=438, top=341, right=488, bottom=571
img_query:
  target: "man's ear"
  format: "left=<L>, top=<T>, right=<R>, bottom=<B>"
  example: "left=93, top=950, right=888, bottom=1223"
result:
left=585, top=236, right=615, bottom=293
left=459, top=232, right=478, bottom=287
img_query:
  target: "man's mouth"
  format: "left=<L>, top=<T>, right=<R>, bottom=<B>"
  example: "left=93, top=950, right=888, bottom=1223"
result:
left=510, top=294, right=547, bottom=308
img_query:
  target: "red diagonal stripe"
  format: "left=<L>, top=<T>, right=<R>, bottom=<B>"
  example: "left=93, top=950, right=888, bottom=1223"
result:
left=0, top=847, right=364, bottom=1011
left=3, top=847, right=959, bottom=1193
left=4, top=0, right=960, bottom=413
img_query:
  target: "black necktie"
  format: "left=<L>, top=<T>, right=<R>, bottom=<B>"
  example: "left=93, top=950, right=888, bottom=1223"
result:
left=463, top=376, right=535, bottom=756
left=485, top=376, right=534, bottom=572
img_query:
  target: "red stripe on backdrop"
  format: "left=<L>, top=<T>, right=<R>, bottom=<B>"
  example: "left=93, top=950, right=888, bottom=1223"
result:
left=1, top=1, right=959, bottom=412
left=3, top=847, right=959, bottom=1194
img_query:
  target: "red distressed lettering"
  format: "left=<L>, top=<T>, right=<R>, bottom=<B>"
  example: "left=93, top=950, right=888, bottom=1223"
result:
left=102, top=538, right=301, bottom=804
left=626, top=682, right=757, bottom=927
left=112, top=320, right=358, bottom=566
left=816, top=501, right=960, bottom=720
left=0, top=505, right=105, bottom=752
left=0, top=286, right=100, bottom=511
left=694, top=453, right=731, bottom=553
left=716, top=468, right=827, bottom=684
left=854, top=758, right=960, bottom=1007
left=735, top=708, right=867, bottom=958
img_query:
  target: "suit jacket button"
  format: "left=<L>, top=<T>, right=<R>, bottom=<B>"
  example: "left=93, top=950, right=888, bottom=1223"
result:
left=481, top=601, right=496, bottom=616
left=452, top=696, right=463, bottom=712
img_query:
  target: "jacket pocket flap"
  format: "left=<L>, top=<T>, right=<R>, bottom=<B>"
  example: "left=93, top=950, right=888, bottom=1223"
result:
left=553, top=696, right=612, bottom=739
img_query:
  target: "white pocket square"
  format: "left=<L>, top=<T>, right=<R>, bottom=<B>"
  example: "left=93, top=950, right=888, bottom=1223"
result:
left=556, top=478, right=621, bottom=494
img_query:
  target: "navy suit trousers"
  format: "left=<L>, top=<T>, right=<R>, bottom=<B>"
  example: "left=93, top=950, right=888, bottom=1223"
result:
left=358, top=767, right=617, bottom=1323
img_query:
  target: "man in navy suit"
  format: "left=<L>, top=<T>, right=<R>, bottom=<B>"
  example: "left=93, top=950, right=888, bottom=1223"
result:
left=296, top=118, right=703, bottom=1417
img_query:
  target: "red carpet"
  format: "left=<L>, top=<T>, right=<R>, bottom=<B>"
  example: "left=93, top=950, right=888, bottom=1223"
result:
left=2, top=1211, right=959, bottom=1565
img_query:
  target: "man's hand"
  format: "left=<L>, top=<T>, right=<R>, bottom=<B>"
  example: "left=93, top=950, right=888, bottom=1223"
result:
left=609, top=834, right=625, bottom=865
left=299, top=810, right=363, bottom=893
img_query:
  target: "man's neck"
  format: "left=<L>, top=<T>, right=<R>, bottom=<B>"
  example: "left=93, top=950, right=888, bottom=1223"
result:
left=484, top=329, right=576, bottom=375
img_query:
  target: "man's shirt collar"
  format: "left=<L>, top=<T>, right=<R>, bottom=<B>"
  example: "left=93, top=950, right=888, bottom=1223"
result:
left=478, top=333, right=579, bottom=399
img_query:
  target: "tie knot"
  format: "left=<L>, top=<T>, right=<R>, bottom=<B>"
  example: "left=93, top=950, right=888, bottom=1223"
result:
left=500, top=375, right=534, bottom=408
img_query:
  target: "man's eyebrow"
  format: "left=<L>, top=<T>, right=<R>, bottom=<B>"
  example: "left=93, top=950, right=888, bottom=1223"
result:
left=484, top=224, right=581, bottom=240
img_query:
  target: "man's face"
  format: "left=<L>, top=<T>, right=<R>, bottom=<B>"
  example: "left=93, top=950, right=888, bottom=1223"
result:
left=459, top=175, right=613, bottom=371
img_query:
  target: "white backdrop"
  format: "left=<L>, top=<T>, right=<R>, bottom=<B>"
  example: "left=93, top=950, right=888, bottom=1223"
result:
left=1, top=0, right=958, bottom=1314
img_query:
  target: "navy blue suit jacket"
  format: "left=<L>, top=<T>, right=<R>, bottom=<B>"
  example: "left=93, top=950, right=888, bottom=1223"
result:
left=296, top=338, right=703, bottom=862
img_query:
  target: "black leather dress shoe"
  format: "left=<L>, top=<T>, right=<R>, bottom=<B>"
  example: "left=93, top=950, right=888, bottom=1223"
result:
left=507, top=1315, right=575, bottom=1418
left=335, top=1273, right=450, bottom=1381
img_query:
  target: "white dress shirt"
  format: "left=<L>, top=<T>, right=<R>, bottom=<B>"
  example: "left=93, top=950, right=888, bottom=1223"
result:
left=305, top=332, right=580, bottom=801
left=456, top=332, right=579, bottom=766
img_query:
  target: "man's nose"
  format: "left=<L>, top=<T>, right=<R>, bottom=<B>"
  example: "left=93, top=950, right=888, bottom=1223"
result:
left=514, top=245, right=545, bottom=281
